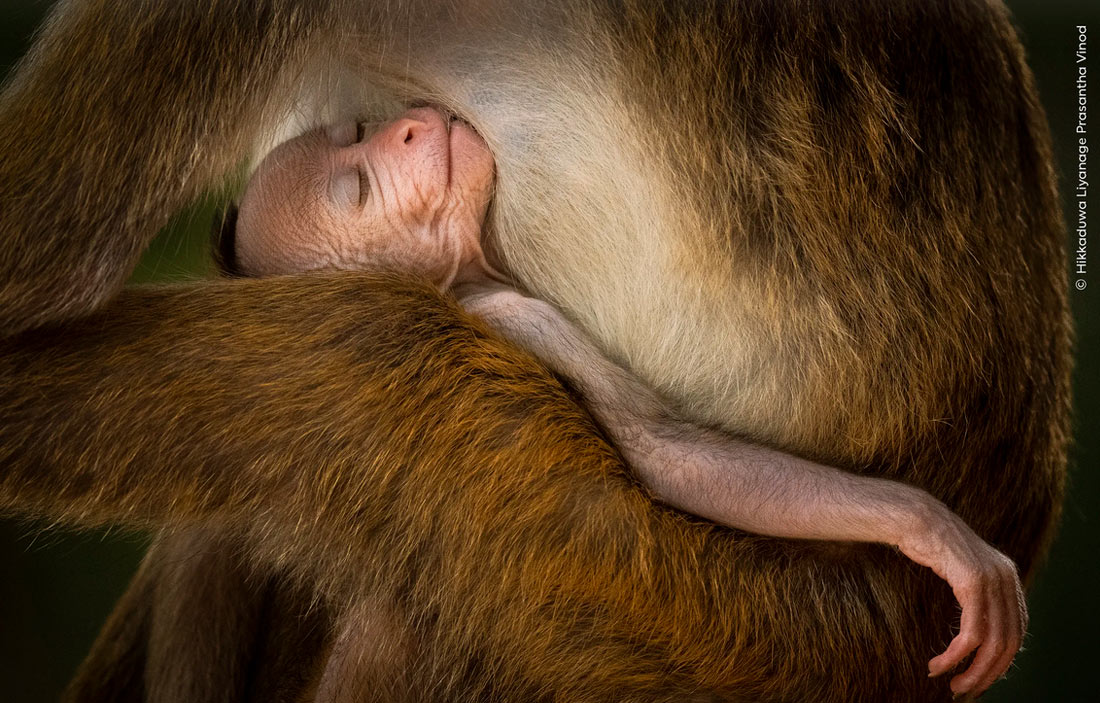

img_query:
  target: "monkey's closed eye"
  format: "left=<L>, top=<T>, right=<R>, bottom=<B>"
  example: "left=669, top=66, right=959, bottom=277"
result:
left=356, top=122, right=366, bottom=142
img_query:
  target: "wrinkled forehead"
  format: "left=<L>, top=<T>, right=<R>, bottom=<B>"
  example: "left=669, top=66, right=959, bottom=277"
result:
left=241, top=129, right=332, bottom=236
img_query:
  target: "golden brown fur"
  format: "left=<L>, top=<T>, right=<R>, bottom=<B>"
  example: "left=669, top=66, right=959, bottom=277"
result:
left=0, top=0, right=1070, bottom=701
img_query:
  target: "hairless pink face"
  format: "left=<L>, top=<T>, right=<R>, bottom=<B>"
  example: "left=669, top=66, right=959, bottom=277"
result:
left=236, top=107, right=501, bottom=288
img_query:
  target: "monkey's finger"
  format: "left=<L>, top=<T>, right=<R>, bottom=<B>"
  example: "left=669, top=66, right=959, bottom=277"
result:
left=949, top=582, right=1007, bottom=695
left=968, top=568, right=1025, bottom=694
left=928, top=584, right=983, bottom=676
left=969, top=639, right=1015, bottom=696
left=928, top=623, right=980, bottom=676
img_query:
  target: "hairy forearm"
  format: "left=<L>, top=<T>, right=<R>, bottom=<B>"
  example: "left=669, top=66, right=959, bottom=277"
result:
left=592, top=348, right=934, bottom=547
left=632, top=423, right=932, bottom=547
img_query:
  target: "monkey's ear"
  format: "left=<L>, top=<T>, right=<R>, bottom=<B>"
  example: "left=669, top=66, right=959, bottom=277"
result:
left=211, top=204, right=242, bottom=278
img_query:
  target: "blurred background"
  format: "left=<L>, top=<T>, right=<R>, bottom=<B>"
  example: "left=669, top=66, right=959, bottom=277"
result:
left=0, top=1, right=1096, bottom=700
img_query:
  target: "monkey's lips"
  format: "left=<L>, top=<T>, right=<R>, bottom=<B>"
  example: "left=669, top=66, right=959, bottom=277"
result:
left=411, top=104, right=490, bottom=162
left=446, top=117, right=494, bottom=190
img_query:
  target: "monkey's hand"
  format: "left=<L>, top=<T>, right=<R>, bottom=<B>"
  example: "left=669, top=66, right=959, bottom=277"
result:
left=897, top=500, right=1027, bottom=697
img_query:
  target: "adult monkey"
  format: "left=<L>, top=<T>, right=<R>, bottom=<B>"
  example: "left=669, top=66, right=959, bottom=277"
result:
left=0, top=0, right=1069, bottom=701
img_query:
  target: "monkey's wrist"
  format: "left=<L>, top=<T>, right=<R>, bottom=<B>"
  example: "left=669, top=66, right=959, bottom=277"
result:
left=893, top=492, right=955, bottom=557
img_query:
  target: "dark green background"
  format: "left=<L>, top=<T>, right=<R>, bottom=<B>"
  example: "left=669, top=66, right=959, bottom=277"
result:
left=0, top=1, right=1096, bottom=701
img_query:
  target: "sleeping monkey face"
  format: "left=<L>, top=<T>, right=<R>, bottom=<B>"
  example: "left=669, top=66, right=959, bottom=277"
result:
left=235, top=106, right=496, bottom=287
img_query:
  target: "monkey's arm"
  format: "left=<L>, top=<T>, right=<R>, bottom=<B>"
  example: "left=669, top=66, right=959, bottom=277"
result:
left=0, top=273, right=573, bottom=592
left=0, top=0, right=336, bottom=334
left=461, top=285, right=1026, bottom=689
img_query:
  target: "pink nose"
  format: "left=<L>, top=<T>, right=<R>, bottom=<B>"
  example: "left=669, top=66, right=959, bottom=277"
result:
left=382, top=107, right=446, bottom=148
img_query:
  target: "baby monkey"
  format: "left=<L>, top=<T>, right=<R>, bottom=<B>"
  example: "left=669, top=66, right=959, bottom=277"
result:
left=228, top=107, right=1025, bottom=695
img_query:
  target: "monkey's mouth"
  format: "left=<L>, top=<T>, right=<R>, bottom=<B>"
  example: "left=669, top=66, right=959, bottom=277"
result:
left=402, top=101, right=491, bottom=192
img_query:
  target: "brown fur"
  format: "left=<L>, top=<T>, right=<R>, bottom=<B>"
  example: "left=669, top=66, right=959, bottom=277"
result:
left=0, top=0, right=1070, bottom=701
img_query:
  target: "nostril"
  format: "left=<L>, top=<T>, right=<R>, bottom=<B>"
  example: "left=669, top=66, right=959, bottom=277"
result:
left=393, top=117, right=427, bottom=145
